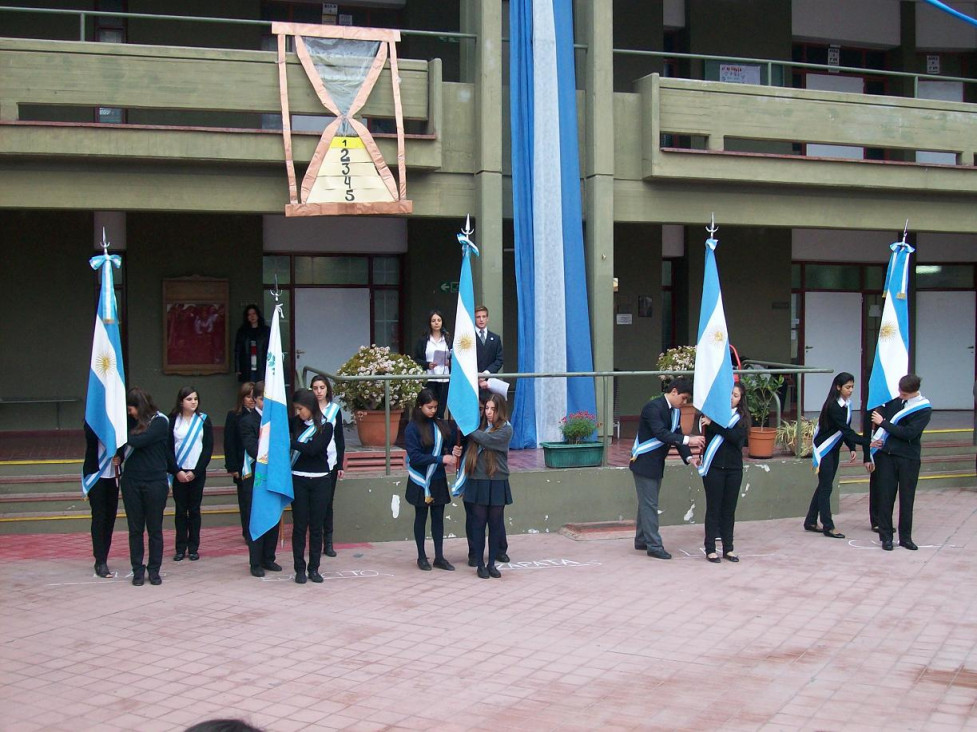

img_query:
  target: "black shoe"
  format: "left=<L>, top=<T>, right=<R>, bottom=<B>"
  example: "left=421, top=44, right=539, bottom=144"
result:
left=250, top=566, right=265, bottom=578
left=149, top=572, right=162, bottom=586
left=173, top=552, right=185, bottom=561
left=262, top=562, right=282, bottom=572
left=308, top=570, right=324, bottom=583
left=647, top=548, right=672, bottom=560
left=487, top=566, right=501, bottom=578
left=433, top=558, right=455, bottom=571
left=706, top=553, right=721, bottom=564
left=94, top=563, right=112, bottom=578
left=823, top=529, right=846, bottom=539
left=476, top=566, right=490, bottom=579
left=495, top=552, right=510, bottom=564
left=323, top=545, right=337, bottom=558
left=882, top=540, right=894, bottom=551
left=899, top=539, right=918, bottom=551
left=188, top=552, right=199, bottom=561
left=803, top=523, right=820, bottom=533
left=417, top=558, right=432, bottom=571
left=132, top=574, right=145, bottom=587
left=294, top=571, right=307, bottom=584
left=723, top=552, right=740, bottom=563
left=634, top=542, right=648, bottom=551
left=467, top=557, right=478, bottom=568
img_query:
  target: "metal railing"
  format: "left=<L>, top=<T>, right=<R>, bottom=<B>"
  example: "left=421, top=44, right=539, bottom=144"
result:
left=300, top=363, right=832, bottom=474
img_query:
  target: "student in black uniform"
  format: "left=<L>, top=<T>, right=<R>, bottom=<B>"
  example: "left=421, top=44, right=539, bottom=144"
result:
left=310, top=375, right=344, bottom=558
left=463, top=393, right=514, bottom=579
left=870, top=373, right=932, bottom=551
left=120, top=387, right=175, bottom=586
left=804, top=372, right=870, bottom=539
left=224, top=382, right=255, bottom=542
left=404, top=388, right=458, bottom=571
left=168, top=386, right=213, bottom=562
left=289, top=388, right=333, bottom=584
left=83, top=422, right=119, bottom=578
left=699, top=382, right=749, bottom=563
left=238, top=382, right=282, bottom=578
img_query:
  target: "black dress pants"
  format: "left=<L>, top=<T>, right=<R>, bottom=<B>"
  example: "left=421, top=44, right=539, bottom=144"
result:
left=702, top=467, right=741, bottom=554
left=234, top=476, right=248, bottom=541
left=875, top=452, right=921, bottom=542
left=241, top=475, right=278, bottom=568
left=121, top=477, right=168, bottom=575
left=868, top=470, right=880, bottom=529
left=172, top=472, right=205, bottom=553
left=321, top=471, right=338, bottom=548
left=805, top=448, right=840, bottom=531
left=291, top=474, right=328, bottom=573
left=88, top=478, right=119, bottom=564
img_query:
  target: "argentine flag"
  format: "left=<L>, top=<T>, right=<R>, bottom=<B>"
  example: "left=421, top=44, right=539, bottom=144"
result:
left=866, top=240, right=914, bottom=411
left=83, top=249, right=126, bottom=495
left=447, top=222, right=481, bottom=436
left=693, top=237, right=734, bottom=426
left=249, top=302, right=294, bottom=541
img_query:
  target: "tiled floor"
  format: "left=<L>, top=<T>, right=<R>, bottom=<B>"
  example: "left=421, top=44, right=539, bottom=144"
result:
left=1, top=489, right=976, bottom=731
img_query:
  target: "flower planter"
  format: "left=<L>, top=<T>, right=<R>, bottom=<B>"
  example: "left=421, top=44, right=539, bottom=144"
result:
left=680, top=404, right=697, bottom=435
left=540, top=442, right=605, bottom=468
left=354, top=409, right=403, bottom=447
left=748, top=426, right=777, bottom=459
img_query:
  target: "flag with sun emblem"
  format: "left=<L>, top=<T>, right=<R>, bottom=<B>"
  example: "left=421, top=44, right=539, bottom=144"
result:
left=447, top=216, right=481, bottom=435
left=83, top=241, right=127, bottom=495
left=693, top=235, right=734, bottom=428
left=867, top=239, right=914, bottom=411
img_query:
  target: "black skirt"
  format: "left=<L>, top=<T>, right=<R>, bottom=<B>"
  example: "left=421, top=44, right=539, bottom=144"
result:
left=464, top=478, right=512, bottom=507
left=405, top=476, right=451, bottom=507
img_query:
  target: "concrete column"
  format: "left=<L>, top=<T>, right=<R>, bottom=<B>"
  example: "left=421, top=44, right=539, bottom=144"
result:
left=461, top=1, right=505, bottom=338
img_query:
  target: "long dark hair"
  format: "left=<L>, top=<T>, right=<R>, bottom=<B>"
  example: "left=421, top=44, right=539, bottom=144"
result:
left=819, top=372, right=854, bottom=433
left=464, top=393, right=509, bottom=477
left=169, top=386, right=200, bottom=420
left=241, top=304, right=266, bottom=329
left=233, top=382, right=255, bottom=415
left=292, top=388, right=324, bottom=434
left=425, top=308, right=450, bottom=342
left=732, top=382, right=750, bottom=426
left=411, top=388, right=450, bottom=446
left=126, top=386, right=158, bottom=434
left=309, top=374, right=334, bottom=403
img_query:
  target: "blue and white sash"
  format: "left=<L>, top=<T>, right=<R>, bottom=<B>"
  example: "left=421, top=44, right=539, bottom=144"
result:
left=870, top=396, right=931, bottom=458
left=119, top=412, right=168, bottom=482
left=82, top=440, right=117, bottom=495
left=320, top=402, right=341, bottom=470
left=698, top=413, right=741, bottom=477
left=630, top=407, right=680, bottom=462
left=290, top=420, right=318, bottom=468
left=174, top=412, right=207, bottom=470
left=408, top=423, right=443, bottom=500
left=811, top=399, right=851, bottom=473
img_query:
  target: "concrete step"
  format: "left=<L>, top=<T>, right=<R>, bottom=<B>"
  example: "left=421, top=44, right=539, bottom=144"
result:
left=839, top=453, right=976, bottom=476
left=840, top=469, right=976, bottom=493
left=0, top=485, right=240, bottom=513
left=0, top=502, right=256, bottom=536
left=0, top=467, right=236, bottom=495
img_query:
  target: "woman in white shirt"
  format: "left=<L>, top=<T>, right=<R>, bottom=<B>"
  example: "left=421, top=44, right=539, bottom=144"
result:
left=413, top=309, right=453, bottom=419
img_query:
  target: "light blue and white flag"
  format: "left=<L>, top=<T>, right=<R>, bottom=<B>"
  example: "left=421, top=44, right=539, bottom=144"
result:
left=866, top=239, right=914, bottom=411
left=509, top=0, right=597, bottom=447
left=83, top=239, right=126, bottom=495
left=249, top=302, right=294, bottom=541
left=447, top=217, right=481, bottom=436
left=693, top=237, right=734, bottom=428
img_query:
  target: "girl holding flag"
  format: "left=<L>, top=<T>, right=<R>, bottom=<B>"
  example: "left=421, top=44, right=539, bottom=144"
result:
left=288, top=388, right=333, bottom=584
left=169, top=387, right=213, bottom=562
left=404, top=388, right=458, bottom=571
left=310, top=375, right=344, bottom=558
left=804, top=372, right=870, bottom=539
left=699, top=383, right=749, bottom=563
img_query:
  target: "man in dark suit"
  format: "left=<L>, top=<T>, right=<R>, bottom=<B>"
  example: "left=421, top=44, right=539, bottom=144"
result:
left=870, top=373, right=932, bottom=552
left=474, top=305, right=503, bottom=394
left=629, top=377, right=704, bottom=559
left=238, top=382, right=283, bottom=577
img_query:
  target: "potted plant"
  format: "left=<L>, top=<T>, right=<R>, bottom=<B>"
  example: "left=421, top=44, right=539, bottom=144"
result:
left=776, top=417, right=817, bottom=458
left=540, top=411, right=604, bottom=468
left=335, top=345, right=425, bottom=447
left=656, top=345, right=697, bottom=433
left=740, top=371, right=785, bottom=458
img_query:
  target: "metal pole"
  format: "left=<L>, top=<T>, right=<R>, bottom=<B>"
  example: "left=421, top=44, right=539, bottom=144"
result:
left=383, top=380, right=391, bottom=475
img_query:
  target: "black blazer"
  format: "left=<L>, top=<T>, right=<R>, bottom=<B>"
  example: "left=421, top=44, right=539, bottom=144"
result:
left=629, top=395, right=692, bottom=479
left=223, top=408, right=249, bottom=473
left=814, top=399, right=868, bottom=455
left=702, top=416, right=748, bottom=471
left=238, top=408, right=261, bottom=465
left=475, top=329, right=503, bottom=374
left=234, top=324, right=270, bottom=381
left=873, top=397, right=932, bottom=461
left=168, top=413, right=214, bottom=474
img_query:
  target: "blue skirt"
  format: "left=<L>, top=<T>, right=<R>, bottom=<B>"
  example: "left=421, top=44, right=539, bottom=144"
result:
left=464, top=478, right=512, bottom=507
left=405, top=476, right=451, bottom=507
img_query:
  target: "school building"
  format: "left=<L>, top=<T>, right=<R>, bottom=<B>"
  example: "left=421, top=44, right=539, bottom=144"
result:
left=1, top=0, right=976, bottom=436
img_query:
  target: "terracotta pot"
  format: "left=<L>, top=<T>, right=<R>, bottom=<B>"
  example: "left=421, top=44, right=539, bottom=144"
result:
left=354, top=409, right=403, bottom=447
left=748, top=426, right=777, bottom=459
left=680, top=404, right=697, bottom=435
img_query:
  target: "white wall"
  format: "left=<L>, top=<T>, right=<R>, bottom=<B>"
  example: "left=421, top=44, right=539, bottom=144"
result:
left=792, top=0, right=900, bottom=47
left=917, top=1, right=977, bottom=50
left=262, top=215, right=407, bottom=253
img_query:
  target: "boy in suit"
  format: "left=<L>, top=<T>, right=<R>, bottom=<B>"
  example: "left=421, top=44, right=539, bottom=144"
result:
left=629, top=377, right=704, bottom=559
left=474, top=305, right=503, bottom=392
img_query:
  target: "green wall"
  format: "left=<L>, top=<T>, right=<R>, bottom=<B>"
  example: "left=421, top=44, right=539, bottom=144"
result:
left=404, top=218, right=463, bottom=356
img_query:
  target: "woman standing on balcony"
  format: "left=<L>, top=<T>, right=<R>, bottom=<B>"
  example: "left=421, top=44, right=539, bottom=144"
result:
left=234, top=304, right=270, bottom=384
left=310, top=374, right=344, bottom=558
left=462, top=393, right=513, bottom=579
left=413, top=309, right=452, bottom=419
left=168, top=386, right=213, bottom=563
left=805, top=372, right=870, bottom=539
left=699, top=383, right=749, bottom=563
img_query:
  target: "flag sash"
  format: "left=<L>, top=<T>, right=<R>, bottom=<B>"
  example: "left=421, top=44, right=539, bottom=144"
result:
left=408, top=423, right=443, bottom=499
left=630, top=407, right=680, bottom=461
left=321, top=402, right=341, bottom=471
left=290, top=422, right=318, bottom=468
left=174, top=412, right=207, bottom=469
left=82, top=442, right=116, bottom=494
left=811, top=401, right=851, bottom=473
left=870, top=397, right=931, bottom=457
left=697, top=413, right=741, bottom=477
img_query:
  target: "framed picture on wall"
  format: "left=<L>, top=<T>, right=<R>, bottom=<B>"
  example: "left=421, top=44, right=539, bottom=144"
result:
left=163, top=277, right=229, bottom=375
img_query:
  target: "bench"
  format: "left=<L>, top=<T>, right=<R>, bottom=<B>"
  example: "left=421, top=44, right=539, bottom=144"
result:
left=0, top=397, right=80, bottom=430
